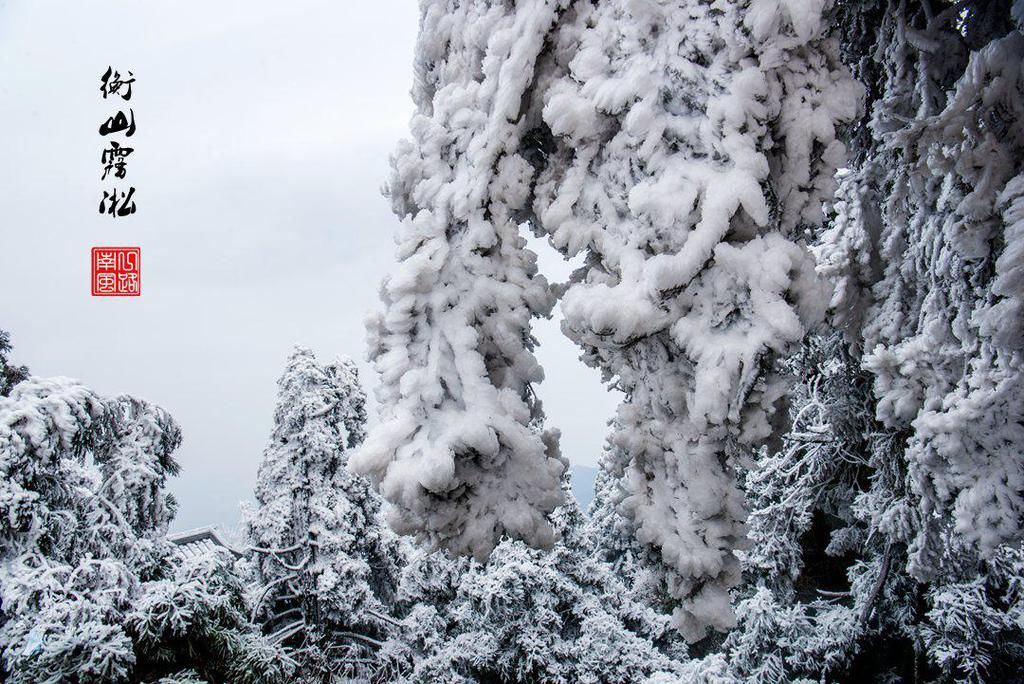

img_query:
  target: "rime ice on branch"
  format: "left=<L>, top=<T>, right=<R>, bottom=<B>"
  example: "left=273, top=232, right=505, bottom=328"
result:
left=819, top=4, right=1024, bottom=579
left=360, top=0, right=859, bottom=640
left=534, top=0, right=860, bottom=639
left=352, top=0, right=569, bottom=559
left=364, top=0, right=860, bottom=638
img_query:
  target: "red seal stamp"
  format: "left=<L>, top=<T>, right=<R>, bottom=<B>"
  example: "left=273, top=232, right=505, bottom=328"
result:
left=91, top=247, right=140, bottom=296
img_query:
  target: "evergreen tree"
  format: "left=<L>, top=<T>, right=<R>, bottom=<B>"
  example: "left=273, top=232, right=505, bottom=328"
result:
left=0, top=376, right=289, bottom=683
left=532, top=0, right=861, bottom=641
left=131, top=548, right=294, bottom=684
left=711, top=2, right=1024, bottom=681
left=244, top=347, right=403, bottom=681
left=586, top=435, right=680, bottom=623
left=387, top=483, right=685, bottom=683
left=0, top=329, right=28, bottom=397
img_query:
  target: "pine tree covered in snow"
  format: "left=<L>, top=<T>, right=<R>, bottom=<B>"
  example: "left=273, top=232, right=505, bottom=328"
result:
left=131, top=548, right=294, bottom=684
left=814, top=0, right=1023, bottom=680
left=244, top=347, right=403, bottom=681
left=721, top=335, right=891, bottom=681
left=384, top=482, right=687, bottom=683
left=535, top=0, right=863, bottom=641
left=0, top=378, right=175, bottom=682
left=360, top=0, right=1024, bottom=677
left=586, top=433, right=682, bottom=624
left=697, top=1, right=1024, bottom=681
left=821, top=0, right=1024, bottom=578
left=0, top=329, right=28, bottom=397
left=0, top=376, right=289, bottom=683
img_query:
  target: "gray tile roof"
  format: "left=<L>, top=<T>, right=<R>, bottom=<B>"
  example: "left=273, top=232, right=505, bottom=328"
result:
left=167, top=526, right=243, bottom=560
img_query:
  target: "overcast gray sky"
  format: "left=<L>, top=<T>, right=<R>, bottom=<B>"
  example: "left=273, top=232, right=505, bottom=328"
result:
left=0, top=0, right=619, bottom=532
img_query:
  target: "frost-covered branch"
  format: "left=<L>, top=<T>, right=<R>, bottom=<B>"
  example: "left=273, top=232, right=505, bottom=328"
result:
left=532, top=0, right=860, bottom=640
left=350, top=0, right=569, bottom=559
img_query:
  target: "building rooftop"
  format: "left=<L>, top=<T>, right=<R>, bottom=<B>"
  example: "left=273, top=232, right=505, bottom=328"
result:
left=167, top=525, right=243, bottom=560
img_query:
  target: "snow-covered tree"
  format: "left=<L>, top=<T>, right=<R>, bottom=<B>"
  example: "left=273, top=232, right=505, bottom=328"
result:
left=532, top=0, right=862, bottom=641
left=385, top=482, right=685, bottom=683
left=810, top=0, right=1024, bottom=680
left=586, top=433, right=682, bottom=624
left=350, top=0, right=569, bottom=560
left=363, top=0, right=860, bottom=641
left=815, top=0, right=1023, bottom=576
left=245, top=347, right=402, bottom=680
left=357, top=0, right=1022, bottom=671
left=131, top=549, right=294, bottom=684
left=703, top=2, right=1024, bottom=680
left=710, top=334, right=885, bottom=681
left=0, top=329, right=28, bottom=397
left=0, top=377, right=175, bottom=585
left=0, top=376, right=289, bottom=683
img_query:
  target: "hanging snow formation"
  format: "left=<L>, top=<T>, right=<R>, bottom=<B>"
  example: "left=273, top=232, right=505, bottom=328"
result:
left=715, top=3, right=1024, bottom=680
left=360, top=0, right=860, bottom=640
left=535, top=0, right=860, bottom=640
left=352, top=0, right=570, bottom=559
